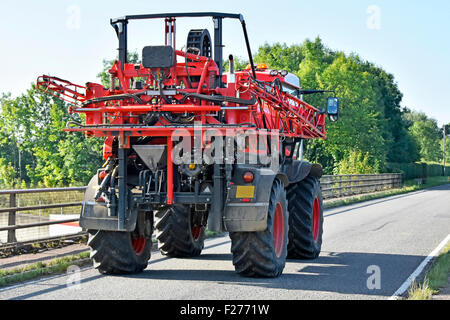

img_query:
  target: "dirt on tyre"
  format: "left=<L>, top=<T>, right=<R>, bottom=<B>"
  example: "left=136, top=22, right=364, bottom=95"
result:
left=229, top=179, right=289, bottom=278
left=155, top=205, right=205, bottom=257
left=286, top=175, right=323, bottom=259
left=88, top=230, right=152, bottom=274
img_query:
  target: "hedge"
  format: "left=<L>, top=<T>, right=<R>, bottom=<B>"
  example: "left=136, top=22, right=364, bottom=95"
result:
left=386, top=162, right=450, bottom=180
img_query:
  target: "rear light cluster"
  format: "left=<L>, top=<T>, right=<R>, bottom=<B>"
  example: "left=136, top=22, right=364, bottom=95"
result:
left=99, top=170, right=108, bottom=180
left=243, top=171, right=254, bottom=183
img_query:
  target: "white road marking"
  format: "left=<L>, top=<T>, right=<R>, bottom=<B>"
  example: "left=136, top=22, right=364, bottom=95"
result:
left=389, top=233, right=450, bottom=300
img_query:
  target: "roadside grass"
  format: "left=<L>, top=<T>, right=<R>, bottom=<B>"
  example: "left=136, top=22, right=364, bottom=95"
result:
left=324, top=176, right=450, bottom=209
left=408, top=243, right=450, bottom=300
left=0, top=251, right=90, bottom=287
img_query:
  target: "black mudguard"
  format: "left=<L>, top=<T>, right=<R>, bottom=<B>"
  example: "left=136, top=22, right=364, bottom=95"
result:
left=223, top=161, right=322, bottom=232
left=79, top=176, right=138, bottom=232
left=281, top=160, right=323, bottom=184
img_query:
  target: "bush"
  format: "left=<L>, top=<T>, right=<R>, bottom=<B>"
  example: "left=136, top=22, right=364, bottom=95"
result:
left=0, top=158, right=17, bottom=188
left=333, top=150, right=381, bottom=175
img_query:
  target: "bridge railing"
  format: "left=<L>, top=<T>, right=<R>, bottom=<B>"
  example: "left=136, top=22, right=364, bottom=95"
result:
left=0, top=174, right=403, bottom=247
left=0, top=187, right=86, bottom=247
left=320, top=173, right=403, bottom=200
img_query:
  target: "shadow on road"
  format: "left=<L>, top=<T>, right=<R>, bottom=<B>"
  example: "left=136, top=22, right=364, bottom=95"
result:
left=3, top=250, right=426, bottom=299
left=124, top=251, right=426, bottom=297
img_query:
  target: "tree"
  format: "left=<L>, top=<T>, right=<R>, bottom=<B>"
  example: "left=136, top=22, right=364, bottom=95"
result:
left=0, top=158, right=17, bottom=188
left=444, top=124, right=450, bottom=163
left=404, top=111, right=441, bottom=162
left=253, top=38, right=422, bottom=174
left=255, top=42, right=304, bottom=72
left=0, top=86, right=103, bottom=187
left=222, top=56, right=249, bottom=72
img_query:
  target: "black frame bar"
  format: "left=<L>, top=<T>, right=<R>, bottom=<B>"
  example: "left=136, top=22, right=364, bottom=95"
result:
left=110, top=12, right=256, bottom=84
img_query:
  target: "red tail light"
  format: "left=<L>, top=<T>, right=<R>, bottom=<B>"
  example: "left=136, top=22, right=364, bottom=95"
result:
left=243, top=171, right=254, bottom=183
left=99, top=171, right=108, bottom=180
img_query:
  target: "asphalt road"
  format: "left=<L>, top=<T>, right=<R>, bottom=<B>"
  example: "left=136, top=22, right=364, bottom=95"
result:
left=1, top=184, right=449, bottom=300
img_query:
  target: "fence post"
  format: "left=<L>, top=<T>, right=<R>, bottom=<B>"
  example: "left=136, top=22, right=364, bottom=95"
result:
left=8, top=193, right=17, bottom=243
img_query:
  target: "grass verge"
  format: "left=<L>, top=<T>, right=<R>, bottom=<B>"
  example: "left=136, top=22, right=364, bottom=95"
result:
left=408, top=243, right=450, bottom=300
left=0, top=251, right=91, bottom=288
left=324, top=176, right=450, bottom=209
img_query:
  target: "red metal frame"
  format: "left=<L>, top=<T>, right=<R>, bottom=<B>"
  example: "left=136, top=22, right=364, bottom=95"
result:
left=37, top=67, right=326, bottom=139
left=37, top=18, right=328, bottom=205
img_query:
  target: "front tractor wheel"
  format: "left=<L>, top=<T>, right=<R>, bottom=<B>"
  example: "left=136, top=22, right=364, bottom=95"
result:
left=88, top=229, right=152, bottom=274
left=230, top=179, right=289, bottom=278
left=286, top=175, right=324, bottom=259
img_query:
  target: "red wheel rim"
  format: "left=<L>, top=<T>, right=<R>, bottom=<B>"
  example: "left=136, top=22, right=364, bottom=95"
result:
left=191, top=226, right=202, bottom=241
left=132, top=237, right=147, bottom=256
left=312, top=197, right=321, bottom=242
left=273, top=202, right=285, bottom=258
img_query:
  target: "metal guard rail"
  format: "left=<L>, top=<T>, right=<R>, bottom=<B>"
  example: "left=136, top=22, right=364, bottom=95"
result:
left=0, top=174, right=403, bottom=245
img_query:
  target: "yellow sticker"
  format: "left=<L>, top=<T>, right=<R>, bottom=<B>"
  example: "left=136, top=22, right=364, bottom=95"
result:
left=236, top=186, right=255, bottom=198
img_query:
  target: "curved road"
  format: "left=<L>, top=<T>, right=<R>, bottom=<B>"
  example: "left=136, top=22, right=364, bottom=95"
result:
left=1, top=184, right=449, bottom=300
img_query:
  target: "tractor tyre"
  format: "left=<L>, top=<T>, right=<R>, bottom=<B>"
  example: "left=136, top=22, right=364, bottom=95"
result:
left=286, top=175, right=324, bottom=259
left=229, top=179, right=289, bottom=278
left=155, top=205, right=205, bottom=257
left=88, top=230, right=152, bottom=274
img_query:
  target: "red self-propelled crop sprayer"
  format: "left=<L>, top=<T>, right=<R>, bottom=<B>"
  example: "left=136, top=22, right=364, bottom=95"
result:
left=37, top=12, right=340, bottom=277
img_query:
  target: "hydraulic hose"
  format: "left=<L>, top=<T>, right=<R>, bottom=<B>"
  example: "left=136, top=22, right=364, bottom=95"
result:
left=82, top=93, right=145, bottom=106
left=179, top=91, right=256, bottom=106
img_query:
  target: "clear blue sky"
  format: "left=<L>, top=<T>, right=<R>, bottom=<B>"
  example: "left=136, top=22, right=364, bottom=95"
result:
left=1, top=0, right=449, bottom=126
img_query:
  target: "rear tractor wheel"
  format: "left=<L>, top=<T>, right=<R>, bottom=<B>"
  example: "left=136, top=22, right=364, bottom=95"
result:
left=230, top=179, right=289, bottom=278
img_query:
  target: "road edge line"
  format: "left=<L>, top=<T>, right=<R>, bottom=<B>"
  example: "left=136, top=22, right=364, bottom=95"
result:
left=389, top=233, right=450, bottom=300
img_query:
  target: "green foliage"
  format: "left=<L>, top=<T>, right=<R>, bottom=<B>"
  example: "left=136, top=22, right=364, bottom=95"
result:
left=222, top=56, right=249, bottom=72
left=404, top=111, right=441, bottom=162
left=334, top=150, right=380, bottom=175
left=386, top=162, right=450, bottom=179
left=0, top=86, right=103, bottom=188
left=253, top=38, right=439, bottom=174
left=442, top=137, right=450, bottom=163
left=0, top=158, right=17, bottom=188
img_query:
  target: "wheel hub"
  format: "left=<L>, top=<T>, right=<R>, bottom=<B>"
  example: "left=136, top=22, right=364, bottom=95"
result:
left=273, top=202, right=285, bottom=258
